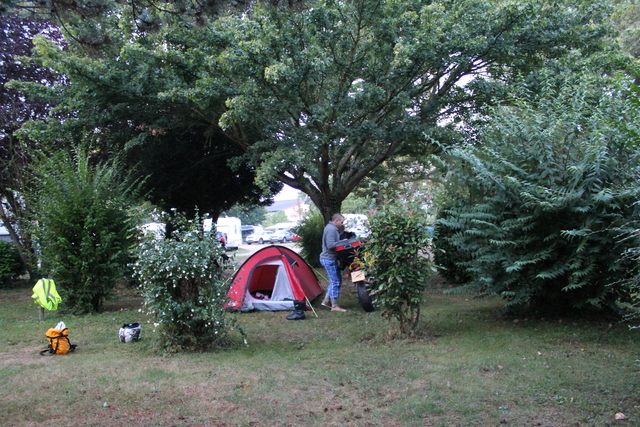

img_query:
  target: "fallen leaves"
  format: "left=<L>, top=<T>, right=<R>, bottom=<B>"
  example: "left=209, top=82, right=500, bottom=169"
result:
left=615, top=412, right=627, bottom=420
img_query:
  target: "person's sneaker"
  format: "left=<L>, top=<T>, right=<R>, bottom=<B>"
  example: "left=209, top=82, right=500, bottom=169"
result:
left=331, top=306, right=347, bottom=312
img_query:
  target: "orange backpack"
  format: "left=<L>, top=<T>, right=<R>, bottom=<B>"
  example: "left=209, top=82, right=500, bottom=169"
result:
left=40, top=327, right=76, bottom=355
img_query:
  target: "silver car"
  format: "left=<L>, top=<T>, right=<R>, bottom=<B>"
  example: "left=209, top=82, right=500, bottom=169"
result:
left=246, top=231, right=274, bottom=245
left=269, top=230, right=294, bottom=243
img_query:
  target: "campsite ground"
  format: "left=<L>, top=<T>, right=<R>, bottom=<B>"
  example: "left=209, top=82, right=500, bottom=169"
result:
left=0, top=272, right=638, bottom=426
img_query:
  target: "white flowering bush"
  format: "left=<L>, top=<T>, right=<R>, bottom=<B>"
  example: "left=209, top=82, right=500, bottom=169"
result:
left=132, top=220, right=241, bottom=352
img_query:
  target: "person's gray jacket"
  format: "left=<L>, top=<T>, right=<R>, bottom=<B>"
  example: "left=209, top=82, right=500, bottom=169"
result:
left=320, top=222, right=342, bottom=260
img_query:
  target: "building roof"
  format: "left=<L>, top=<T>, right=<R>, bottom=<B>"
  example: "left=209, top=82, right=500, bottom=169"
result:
left=266, top=199, right=302, bottom=212
left=265, top=222, right=298, bottom=230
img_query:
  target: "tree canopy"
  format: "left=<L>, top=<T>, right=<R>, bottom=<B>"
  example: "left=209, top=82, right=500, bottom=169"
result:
left=12, top=1, right=281, bottom=221
left=208, top=0, right=616, bottom=219
left=13, top=0, right=622, bottom=221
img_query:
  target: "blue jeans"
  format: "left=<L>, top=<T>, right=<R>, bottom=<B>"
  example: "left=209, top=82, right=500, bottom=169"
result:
left=320, top=257, right=342, bottom=300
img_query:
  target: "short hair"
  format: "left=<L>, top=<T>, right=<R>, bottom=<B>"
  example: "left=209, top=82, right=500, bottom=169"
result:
left=331, top=213, right=344, bottom=221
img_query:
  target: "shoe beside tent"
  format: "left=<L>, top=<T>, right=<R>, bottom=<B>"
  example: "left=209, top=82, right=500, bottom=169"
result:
left=225, top=245, right=322, bottom=311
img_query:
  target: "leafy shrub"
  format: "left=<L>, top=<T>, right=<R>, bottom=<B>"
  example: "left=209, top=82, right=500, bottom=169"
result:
left=293, top=212, right=325, bottom=268
left=433, top=207, right=473, bottom=284
left=616, top=227, right=640, bottom=326
left=437, top=79, right=640, bottom=315
left=32, top=147, right=138, bottom=313
left=365, top=183, right=433, bottom=335
left=0, top=241, right=25, bottom=286
left=132, top=215, right=241, bottom=352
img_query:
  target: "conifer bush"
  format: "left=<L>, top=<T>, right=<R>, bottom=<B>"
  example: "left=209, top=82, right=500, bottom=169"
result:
left=132, top=214, right=241, bottom=352
left=32, top=147, right=137, bottom=313
left=437, top=79, right=640, bottom=315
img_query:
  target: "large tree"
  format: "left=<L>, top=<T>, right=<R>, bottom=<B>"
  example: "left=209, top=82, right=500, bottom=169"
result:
left=17, top=0, right=619, bottom=221
left=206, top=0, right=617, bottom=220
left=12, top=1, right=280, bottom=222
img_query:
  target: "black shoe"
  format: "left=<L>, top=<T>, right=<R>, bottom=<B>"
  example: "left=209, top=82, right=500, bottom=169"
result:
left=286, top=310, right=306, bottom=320
left=286, top=300, right=306, bottom=320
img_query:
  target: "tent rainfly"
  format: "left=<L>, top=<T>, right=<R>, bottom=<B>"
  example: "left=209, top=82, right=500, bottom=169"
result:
left=225, top=245, right=322, bottom=311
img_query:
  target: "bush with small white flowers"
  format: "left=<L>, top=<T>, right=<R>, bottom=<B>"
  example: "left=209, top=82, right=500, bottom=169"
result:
left=132, top=215, right=241, bottom=352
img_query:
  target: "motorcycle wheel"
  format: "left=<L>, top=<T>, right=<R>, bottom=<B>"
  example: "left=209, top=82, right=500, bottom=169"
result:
left=356, top=281, right=375, bottom=312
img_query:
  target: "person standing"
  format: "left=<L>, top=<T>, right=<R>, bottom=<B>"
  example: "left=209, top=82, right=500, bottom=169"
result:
left=320, top=213, right=348, bottom=312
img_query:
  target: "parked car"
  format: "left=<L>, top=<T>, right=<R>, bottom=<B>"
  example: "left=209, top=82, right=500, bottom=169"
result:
left=246, top=230, right=274, bottom=245
left=270, top=230, right=294, bottom=243
left=291, top=233, right=301, bottom=242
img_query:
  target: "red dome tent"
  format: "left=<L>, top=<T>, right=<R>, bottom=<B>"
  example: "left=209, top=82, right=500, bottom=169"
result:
left=225, top=245, right=322, bottom=311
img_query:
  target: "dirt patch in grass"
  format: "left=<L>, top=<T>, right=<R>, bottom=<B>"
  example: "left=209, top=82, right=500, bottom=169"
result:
left=103, top=294, right=143, bottom=312
left=103, top=285, right=144, bottom=312
left=0, top=292, right=28, bottom=301
left=0, top=345, right=44, bottom=368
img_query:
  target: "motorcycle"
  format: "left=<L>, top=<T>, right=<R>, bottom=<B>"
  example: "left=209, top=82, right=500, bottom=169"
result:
left=335, top=237, right=375, bottom=312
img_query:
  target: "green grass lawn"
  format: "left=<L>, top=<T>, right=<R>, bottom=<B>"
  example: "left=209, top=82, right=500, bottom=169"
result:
left=0, top=275, right=638, bottom=427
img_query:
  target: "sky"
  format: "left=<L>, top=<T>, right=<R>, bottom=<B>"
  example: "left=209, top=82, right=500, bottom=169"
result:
left=274, top=184, right=300, bottom=201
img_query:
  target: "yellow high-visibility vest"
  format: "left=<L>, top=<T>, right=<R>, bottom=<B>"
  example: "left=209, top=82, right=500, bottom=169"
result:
left=31, top=278, right=62, bottom=311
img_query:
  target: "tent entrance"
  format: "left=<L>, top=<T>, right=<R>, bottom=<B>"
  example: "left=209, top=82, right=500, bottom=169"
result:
left=243, top=260, right=296, bottom=311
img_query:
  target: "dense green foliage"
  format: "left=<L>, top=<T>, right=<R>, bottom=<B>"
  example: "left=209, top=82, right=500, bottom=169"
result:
left=132, top=215, right=240, bottom=352
left=612, top=0, right=640, bottom=58
left=293, top=212, right=325, bottom=268
left=214, top=0, right=615, bottom=220
left=433, top=207, right=474, bottom=284
left=619, top=227, right=640, bottom=325
left=13, top=7, right=280, bottom=222
left=14, top=0, right=619, bottom=222
left=619, top=82, right=640, bottom=325
left=436, top=78, right=640, bottom=315
left=31, top=147, right=137, bottom=313
left=0, top=241, right=25, bottom=286
left=365, top=183, right=433, bottom=334
left=263, top=210, right=288, bottom=227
